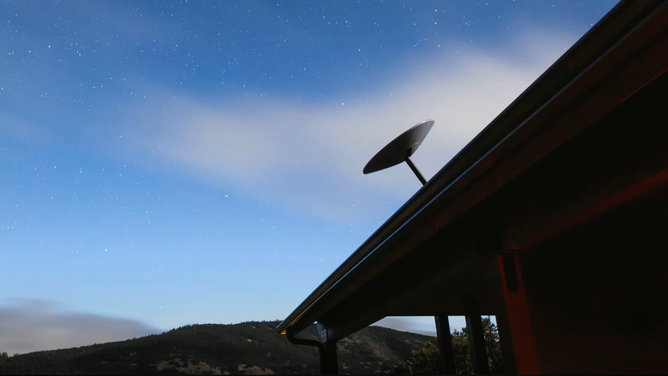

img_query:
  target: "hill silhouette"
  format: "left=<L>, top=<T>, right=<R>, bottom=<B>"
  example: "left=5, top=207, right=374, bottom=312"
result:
left=0, top=320, right=434, bottom=375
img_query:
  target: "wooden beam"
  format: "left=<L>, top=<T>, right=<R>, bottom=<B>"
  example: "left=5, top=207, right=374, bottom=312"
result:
left=509, top=167, right=668, bottom=251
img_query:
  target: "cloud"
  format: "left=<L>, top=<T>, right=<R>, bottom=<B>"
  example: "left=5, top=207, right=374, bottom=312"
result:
left=372, top=316, right=441, bottom=337
left=0, top=299, right=160, bottom=355
left=372, top=315, right=491, bottom=337
left=123, top=33, right=573, bottom=223
left=0, top=111, right=52, bottom=146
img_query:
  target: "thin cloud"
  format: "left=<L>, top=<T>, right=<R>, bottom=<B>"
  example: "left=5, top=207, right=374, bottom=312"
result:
left=0, top=299, right=160, bottom=355
left=123, top=34, right=572, bottom=222
left=372, top=315, right=488, bottom=337
left=372, top=317, right=439, bottom=337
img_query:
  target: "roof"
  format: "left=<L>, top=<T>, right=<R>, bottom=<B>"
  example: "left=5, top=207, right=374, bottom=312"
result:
left=277, top=0, right=668, bottom=340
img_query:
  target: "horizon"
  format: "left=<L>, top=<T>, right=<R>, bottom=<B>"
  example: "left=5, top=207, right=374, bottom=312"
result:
left=0, top=316, right=469, bottom=357
left=0, top=316, right=441, bottom=357
left=1, top=0, right=618, bottom=355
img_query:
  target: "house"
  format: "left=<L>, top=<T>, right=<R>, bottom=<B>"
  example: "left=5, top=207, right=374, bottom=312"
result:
left=277, top=0, right=668, bottom=373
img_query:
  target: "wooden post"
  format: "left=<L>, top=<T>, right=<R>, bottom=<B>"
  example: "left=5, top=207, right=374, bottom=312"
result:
left=466, top=303, right=490, bottom=375
left=496, top=253, right=540, bottom=374
left=435, top=315, right=457, bottom=374
left=486, top=259, right=517, bottom=374
left=319, top=342, right=339, bottom=375
left=317, top=323, right=339, bottom=375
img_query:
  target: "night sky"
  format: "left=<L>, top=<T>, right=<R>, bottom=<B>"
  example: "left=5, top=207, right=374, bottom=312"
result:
left=1, top=0, right=618, bottom=354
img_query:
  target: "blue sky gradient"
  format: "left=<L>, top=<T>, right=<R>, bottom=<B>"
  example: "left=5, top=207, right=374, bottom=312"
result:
left=1, top=0, right=617, bottom=354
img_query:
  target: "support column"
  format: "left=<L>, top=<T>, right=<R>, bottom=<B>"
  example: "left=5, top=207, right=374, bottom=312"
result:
left=496, top=253, right=540, bottom=375
left=435, top=315, right=457, bottom=375
left=317, top=323, right=339, bottom=375
left=319, top=342, right=338, bottom=375
left=485, top=255, right=517, bottom=374
left=465, top=303, right=490, bottom=375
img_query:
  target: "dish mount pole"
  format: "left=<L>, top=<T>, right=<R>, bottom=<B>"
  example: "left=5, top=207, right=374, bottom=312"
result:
left=405, top=156, right=427, bottom=186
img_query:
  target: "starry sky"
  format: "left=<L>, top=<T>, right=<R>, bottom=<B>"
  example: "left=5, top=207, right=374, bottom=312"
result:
left=0, top=0, right=618, bottom=354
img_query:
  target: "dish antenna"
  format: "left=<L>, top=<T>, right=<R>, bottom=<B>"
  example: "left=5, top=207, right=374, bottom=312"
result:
left=363, top=119, right=434, bottom=186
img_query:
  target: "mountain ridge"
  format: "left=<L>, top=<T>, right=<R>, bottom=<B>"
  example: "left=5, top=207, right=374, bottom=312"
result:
left=0, top=320, right=434, bottom=375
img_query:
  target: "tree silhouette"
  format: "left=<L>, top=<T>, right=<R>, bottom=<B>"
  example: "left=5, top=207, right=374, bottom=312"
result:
left=394, top=317, right=503, bottom=375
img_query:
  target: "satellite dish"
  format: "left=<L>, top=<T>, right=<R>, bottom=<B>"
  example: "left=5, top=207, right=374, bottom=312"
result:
left=363, top=119, right=434, bottom=185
